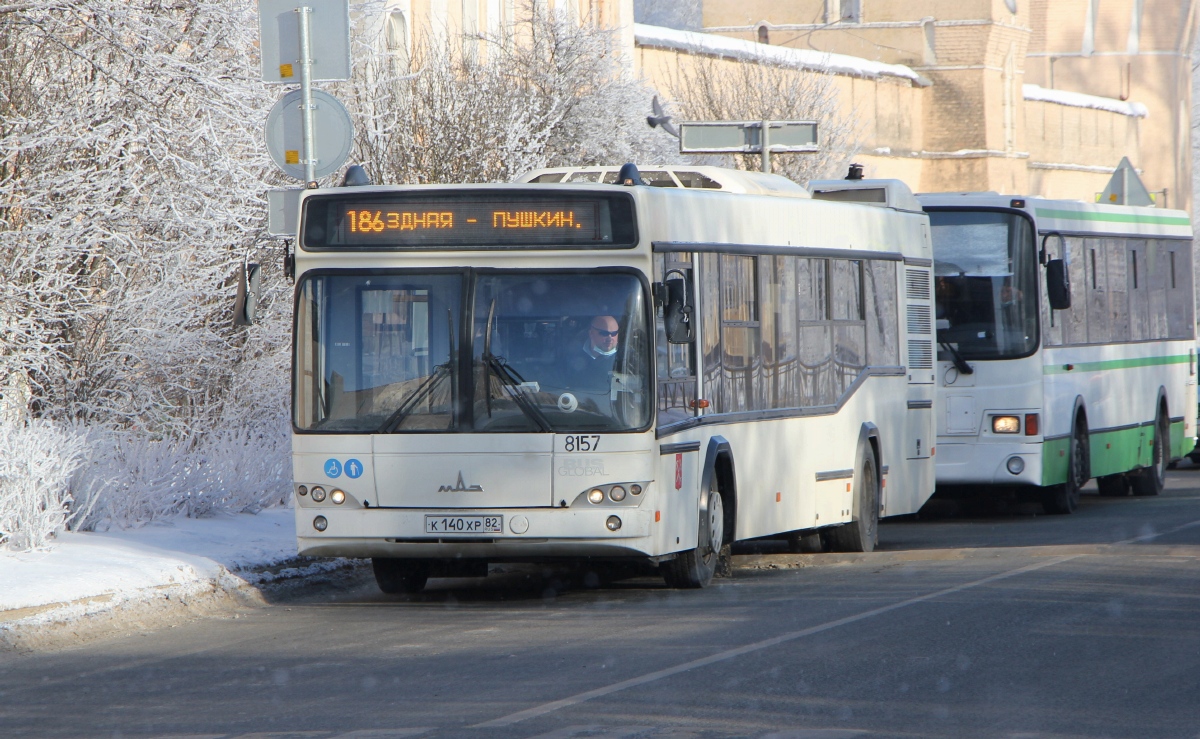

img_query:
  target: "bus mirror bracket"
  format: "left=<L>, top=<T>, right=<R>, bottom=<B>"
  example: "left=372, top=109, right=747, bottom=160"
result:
left=233, top=261, right=261, bottom=326
left=1046, top=258, right=1071, bottom=310
left=662, top=268, right=694, bottom=344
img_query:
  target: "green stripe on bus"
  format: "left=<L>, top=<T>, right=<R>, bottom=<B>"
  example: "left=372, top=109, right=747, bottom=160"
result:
left=1042, top=420, right=1188, bottom=486
left=1044, top=354, right=1190, bottom=375
left=1035, top=208, right=1192, bottom=226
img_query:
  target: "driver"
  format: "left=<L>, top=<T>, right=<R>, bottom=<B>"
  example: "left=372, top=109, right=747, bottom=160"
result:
left=565, top=315, right=620, bottom=391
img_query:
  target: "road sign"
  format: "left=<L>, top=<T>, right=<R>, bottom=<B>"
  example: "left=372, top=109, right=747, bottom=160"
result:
left=265, top=88, right=354, bottom=181
left=679, top=121, right=818, bottom=154
left=259, top=0, right=351, bottom=84
left=267, top=188, right=304, bottom=236
left=1098, top=157, right=1154, bottom=207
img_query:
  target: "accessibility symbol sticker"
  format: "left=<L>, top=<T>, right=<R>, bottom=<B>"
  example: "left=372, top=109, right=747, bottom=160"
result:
left=324, top=458, right=343, bottom=478
left=345, top=458, right=363, bottom=479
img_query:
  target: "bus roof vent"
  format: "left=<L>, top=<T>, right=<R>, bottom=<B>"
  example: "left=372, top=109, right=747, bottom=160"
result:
left=515, top=165, right=810, bottom=198
left=807, top=178, right=923, bottom=214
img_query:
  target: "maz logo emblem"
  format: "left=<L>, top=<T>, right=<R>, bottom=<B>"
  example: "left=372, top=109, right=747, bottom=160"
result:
left=439, top=472, right=484, bottom=493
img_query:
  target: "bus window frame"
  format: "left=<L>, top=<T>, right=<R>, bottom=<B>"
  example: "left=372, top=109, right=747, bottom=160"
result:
left=291, top=266, right=658, bottom=435
left=924, top=206, right=1042, bottom=362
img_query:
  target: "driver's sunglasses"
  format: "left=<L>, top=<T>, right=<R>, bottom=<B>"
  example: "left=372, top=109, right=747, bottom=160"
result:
left=590, top=327, right=619, bottom=338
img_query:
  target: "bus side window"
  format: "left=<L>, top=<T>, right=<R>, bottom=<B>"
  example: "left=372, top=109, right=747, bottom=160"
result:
left=1166, top=240, right=1194, bottom=339
left=655, top=254, right=696, bottom=426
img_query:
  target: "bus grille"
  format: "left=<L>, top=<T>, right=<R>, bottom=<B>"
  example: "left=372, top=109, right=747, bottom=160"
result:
left=905, top=269, right=931, bottom=300
left=907, top=305, right=931, bottom=334
left=908, top=339, right=933, bottom=369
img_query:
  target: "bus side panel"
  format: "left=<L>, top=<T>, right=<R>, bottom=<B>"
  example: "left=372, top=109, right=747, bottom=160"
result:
left=1043, top=341, right=1194, bottom=484
left=654, top=447, right=701, bottom=556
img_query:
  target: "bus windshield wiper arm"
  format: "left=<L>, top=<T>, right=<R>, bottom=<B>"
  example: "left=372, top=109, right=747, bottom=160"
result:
left=377, top=364, right=451, bottom=433
left=482, top=353, right=553, bottom=432
left=939, top=341, right=974, bottom=375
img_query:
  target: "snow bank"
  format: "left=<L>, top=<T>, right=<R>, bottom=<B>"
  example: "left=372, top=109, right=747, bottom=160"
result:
left=1023, top=84, right=1148, bottom=118
left=0, top=508, right=298, bottom=614
left=634, top=23, right=931, bottom=86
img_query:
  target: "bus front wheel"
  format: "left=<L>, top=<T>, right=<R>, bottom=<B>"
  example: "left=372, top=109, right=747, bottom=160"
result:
left=1131, top=411, right=1168, bottom=497
left=1044, top=422, right=1088, bottom=514
left=372, top=558, right=430, bottom=594
left=662, top=479, right=726, bottom=588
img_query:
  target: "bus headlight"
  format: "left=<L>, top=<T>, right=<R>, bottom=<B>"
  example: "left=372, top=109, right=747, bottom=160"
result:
left=1006, top=456, right=1026, bottom=475
left=313, top=516, right=328, bottom=531
left=588, top=488, right=605, bottom=504
left=608, top=485, right=627, bottom=502
left=330, top=489, right=346, bottom=505
left=310, top=486, right=327, bottom=502
left=992, top=416, right=1020, bottom=434
left=606, top=515, right=622, bottom=531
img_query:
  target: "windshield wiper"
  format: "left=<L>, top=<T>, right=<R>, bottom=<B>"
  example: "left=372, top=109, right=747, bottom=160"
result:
left=378, top=309, right=458, bottom=433
left=480, top=299, right=551, bottom=432
left=376, top=364, right=453, bottom=433
left=939, top=340, right=974, bottom=375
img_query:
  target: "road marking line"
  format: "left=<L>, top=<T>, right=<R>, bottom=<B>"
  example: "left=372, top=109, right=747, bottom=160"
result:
left=471, top=555, right=1080, bottom=728
left=330, top=730, right=435, bottom=738
left=1112, top=516, right=1200, bottom=545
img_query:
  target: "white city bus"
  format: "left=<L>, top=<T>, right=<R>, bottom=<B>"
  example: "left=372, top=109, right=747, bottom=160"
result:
left=280, top=165, right=937, bottom=593
left=914, top=193, right=1197, bottom=513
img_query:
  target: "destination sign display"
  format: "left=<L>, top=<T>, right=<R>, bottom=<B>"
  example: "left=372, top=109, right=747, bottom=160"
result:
left=301, top=191, right=637, bottom=250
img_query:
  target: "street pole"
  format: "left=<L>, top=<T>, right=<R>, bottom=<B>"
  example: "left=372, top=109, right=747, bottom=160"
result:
left=297, top=5, right=317, bottom=187
left=760, top=120, right=771, bottom=174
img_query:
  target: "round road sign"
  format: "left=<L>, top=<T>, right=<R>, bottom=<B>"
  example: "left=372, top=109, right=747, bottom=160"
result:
left=265, top=88, right=354, bottom=181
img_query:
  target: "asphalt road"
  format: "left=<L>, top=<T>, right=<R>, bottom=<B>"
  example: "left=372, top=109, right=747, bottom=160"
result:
left=3, top=470, right=1200, bottom=739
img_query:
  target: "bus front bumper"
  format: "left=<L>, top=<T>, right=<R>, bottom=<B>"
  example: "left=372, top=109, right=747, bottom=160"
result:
left=295, top=506, right=656, bottom=559
left=935, top=439, right=1044, bottom=487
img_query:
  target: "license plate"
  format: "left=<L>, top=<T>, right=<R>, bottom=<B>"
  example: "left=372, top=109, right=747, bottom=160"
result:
left=424, top=515, right=503, bottom=534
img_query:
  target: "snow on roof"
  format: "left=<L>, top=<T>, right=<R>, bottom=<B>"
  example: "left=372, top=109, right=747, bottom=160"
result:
left=1022, top=84, right=1148, bottom=118
left=634, top=24, right=931, bottom=87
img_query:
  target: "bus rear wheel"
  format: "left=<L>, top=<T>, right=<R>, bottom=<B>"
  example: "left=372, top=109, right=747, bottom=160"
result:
left=828, top=444, right=879, bottom=553
left=372, top=558, right=430, bottom=594
left=662, top=479, right=725, bottom=588
left=1131, top=411, right=1168, bottom=497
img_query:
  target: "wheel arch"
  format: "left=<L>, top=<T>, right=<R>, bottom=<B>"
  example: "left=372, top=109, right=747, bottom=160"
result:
left=1070, top=394, right=1089, bottom=432
left=702, top=436, right=737, bottom=546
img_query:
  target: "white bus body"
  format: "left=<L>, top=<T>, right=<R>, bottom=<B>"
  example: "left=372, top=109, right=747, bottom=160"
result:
left=287, top=168, right=937, bottom=591
left=915, top=193, right=1197, bottom=512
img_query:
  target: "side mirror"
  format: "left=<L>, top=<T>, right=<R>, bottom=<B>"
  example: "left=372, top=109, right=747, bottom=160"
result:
left=233, top=262, right=261, bottom=326
left=1046, top=259, right=1070, bottom=310
left=663, top=271, right=694, bottom=344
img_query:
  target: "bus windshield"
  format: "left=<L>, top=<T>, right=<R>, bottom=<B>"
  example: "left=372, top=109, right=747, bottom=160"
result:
left=294, top=270, right=651, bottom=433
left=928, top=211, right=1038, bottom=359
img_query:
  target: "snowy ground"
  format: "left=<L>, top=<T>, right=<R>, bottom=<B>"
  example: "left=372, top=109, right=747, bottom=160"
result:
left=0, top=508, right=346, bottom=650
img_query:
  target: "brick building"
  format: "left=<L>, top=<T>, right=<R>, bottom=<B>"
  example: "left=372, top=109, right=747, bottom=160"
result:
left=692, top=0, right=1198, bottom=211
left=380, top=0, right=1196, bottom=211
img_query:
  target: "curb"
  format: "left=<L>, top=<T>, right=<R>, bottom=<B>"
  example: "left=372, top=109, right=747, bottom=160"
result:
left=0, top=557, right=361, bottom=654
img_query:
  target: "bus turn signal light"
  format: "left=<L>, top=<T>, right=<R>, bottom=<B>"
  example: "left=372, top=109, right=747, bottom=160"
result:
left=1025, top=414, right=1039, bottom=436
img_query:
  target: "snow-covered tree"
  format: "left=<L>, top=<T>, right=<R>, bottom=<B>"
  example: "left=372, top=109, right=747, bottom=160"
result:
left=0, top=0, right=293, bottom=541
left=344, top=3, right=678, bottom=186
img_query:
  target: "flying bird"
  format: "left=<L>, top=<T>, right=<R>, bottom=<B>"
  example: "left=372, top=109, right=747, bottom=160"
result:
left=647, top=96, right=680, bottom=138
